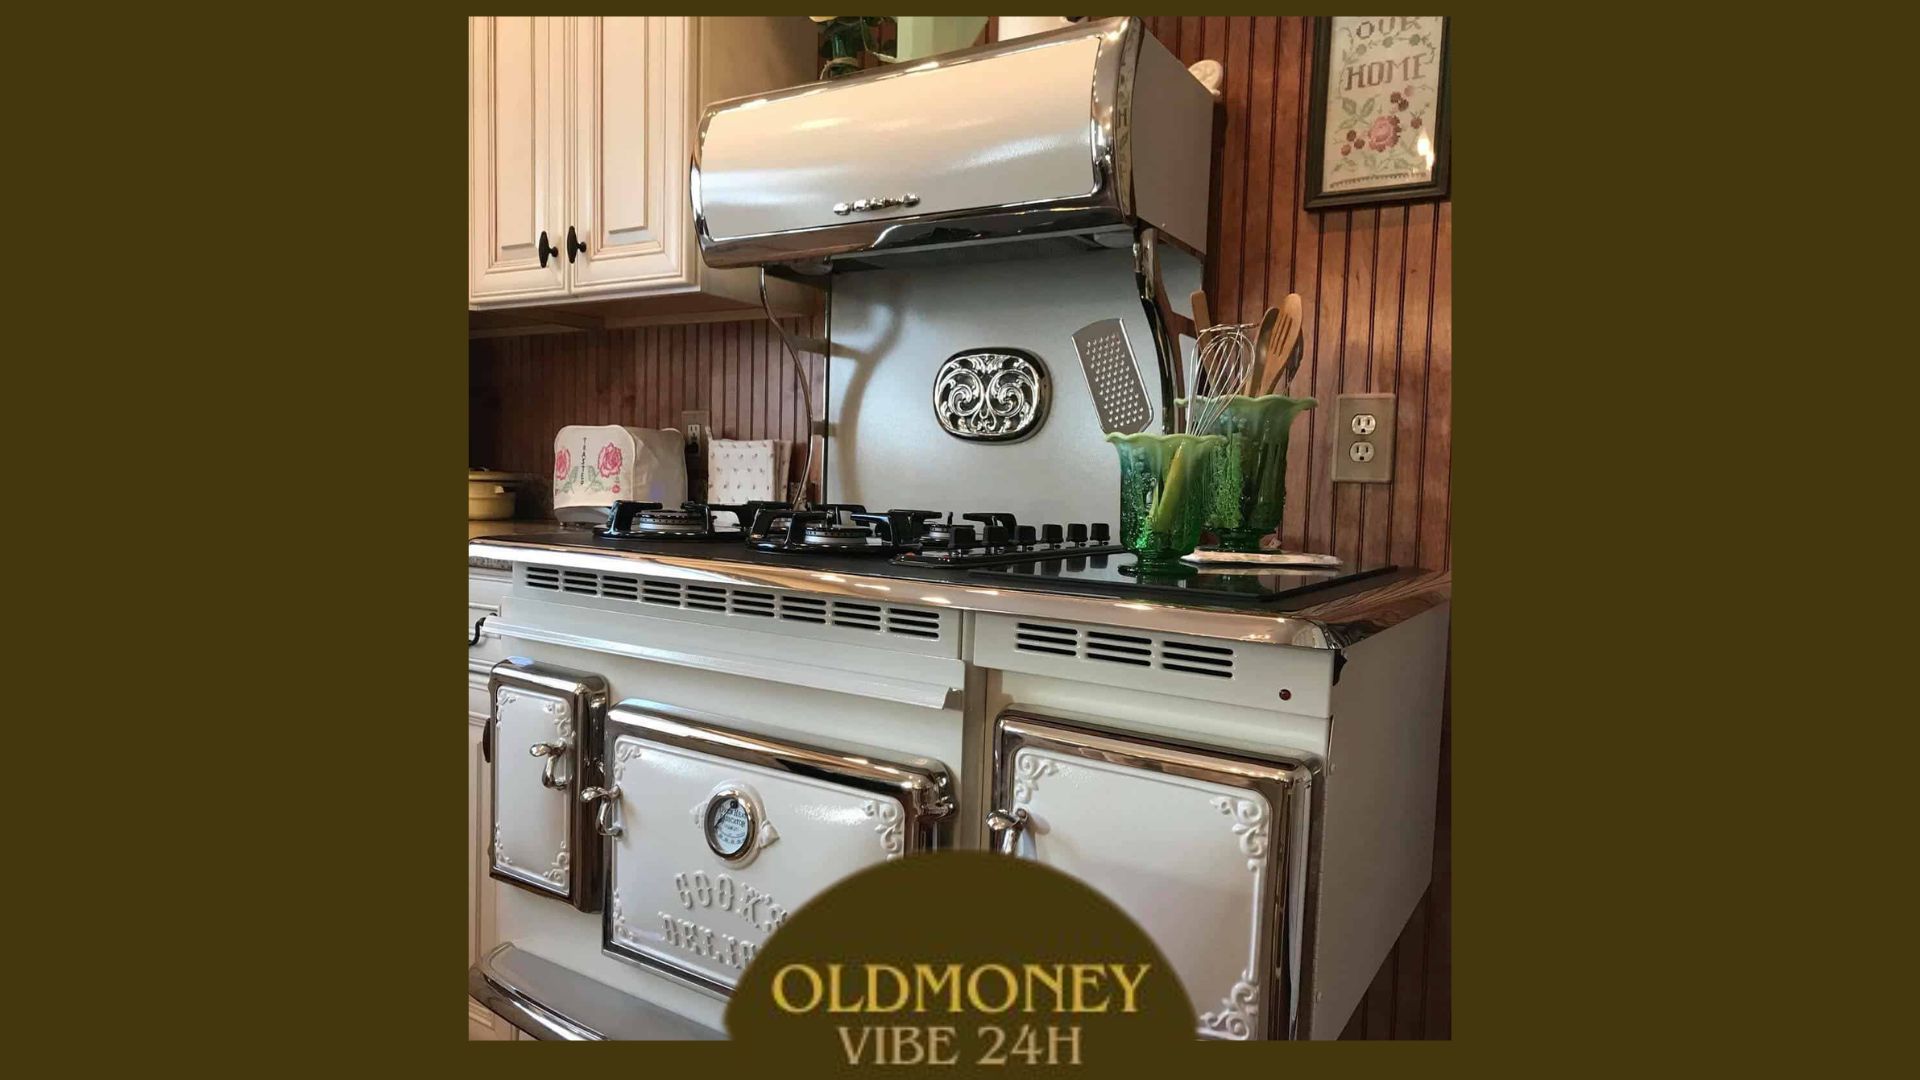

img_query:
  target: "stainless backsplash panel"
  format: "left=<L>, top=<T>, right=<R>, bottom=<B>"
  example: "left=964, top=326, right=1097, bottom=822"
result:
left=826, top=247, right=1200, bottom=526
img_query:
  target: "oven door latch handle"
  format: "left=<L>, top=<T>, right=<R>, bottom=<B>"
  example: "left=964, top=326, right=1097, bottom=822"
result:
left=530, top=739, right=572, bottom=791
left=580, top=784, right=622, bottom=838
left=985, top=808, right=1030, bottom=856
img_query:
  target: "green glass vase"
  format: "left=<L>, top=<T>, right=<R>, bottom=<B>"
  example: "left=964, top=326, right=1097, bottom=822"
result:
left=1200, top=394, right=1317, bottom=553
left=1107, top=432, right=1226, bottom=573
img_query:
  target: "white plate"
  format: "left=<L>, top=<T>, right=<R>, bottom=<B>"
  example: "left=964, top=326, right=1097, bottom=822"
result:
left=1182, top=549, right=1342, bottom=568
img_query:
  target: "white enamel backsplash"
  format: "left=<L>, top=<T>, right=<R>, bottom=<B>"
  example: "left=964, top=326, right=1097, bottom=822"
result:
left=1009, top=747, right=1275, bottom=1040
left=607, top=733, right=913, bottom=992
left=492, top=686, right=574, bottom=895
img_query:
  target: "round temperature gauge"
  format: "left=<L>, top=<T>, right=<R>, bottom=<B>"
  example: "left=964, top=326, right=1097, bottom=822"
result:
left=705, top=792, right=756, bottom=861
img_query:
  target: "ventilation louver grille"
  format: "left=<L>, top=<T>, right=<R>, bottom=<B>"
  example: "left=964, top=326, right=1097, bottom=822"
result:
left=522, top=564, right=945, bottom=641
left=1013, top=621, right=1235, bottom=678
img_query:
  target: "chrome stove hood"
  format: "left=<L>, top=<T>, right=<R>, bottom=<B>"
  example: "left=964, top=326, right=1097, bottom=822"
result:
left=691, top=17, right=1213, bottom=273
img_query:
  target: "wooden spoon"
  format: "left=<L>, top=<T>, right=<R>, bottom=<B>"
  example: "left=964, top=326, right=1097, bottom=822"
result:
left=1260, top=294, right=1305, bottom=395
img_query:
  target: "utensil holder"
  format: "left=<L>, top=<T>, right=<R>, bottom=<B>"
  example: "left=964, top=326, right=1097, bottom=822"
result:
left=1198, top=394, right=1317, bottom=552
left=1107, top=432, right=1225, bottom=572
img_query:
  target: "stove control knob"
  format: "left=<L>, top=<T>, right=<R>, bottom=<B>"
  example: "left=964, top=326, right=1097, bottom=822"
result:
left=1067, top=523, right=1089, bottom=544
left=1090, top=523, right=1111, bottom=544
left=1040, top=524, right=1064, bottom=546
left=1015, top=525, right=1037, bottom=548
left=951, top=524, right=977, bottom=549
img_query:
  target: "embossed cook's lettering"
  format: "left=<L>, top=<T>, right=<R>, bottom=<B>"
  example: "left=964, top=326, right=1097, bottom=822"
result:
left=671, top=870, right=789, bottom=932
left=657, top=911, right=760, bottom=969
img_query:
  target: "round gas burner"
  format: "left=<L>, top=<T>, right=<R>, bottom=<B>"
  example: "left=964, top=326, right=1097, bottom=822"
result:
left=633, top=509, right=707, bottom=534
left=801, top=523, right=885, bottom=549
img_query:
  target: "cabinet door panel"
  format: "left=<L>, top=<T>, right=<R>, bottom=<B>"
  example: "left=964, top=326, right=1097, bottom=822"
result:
left=470, top=16, right=568, bottom=304
left=568, top=16, right=695, bottom=294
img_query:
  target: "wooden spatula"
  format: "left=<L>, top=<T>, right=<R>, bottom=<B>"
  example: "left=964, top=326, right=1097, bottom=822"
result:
left=1260, top=294, right=1305, bottom=395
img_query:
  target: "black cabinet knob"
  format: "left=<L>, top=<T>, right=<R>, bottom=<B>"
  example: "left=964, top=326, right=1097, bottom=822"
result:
left=538, top=230, right=559, bottom=267
left=1090, top=523, right=1111, bottom=543
left=567, top=225, right=585, bottom=263
left=1067, top=523, right=1089, bottom=544
left=1041, top=524, right=1064, bottom=545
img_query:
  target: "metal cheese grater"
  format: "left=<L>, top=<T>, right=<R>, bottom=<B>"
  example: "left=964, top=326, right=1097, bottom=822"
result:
left=1070, top=319, right=1154, bottom=434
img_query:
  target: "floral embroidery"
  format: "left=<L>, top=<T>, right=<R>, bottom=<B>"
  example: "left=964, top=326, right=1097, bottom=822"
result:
left=598, top=443, right=624, bottom=478
left=554, top=448, right=571, bottom=480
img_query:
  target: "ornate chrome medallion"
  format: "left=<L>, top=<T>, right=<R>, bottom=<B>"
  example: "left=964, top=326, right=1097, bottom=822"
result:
left=932, top=349, right=1050, bottom=443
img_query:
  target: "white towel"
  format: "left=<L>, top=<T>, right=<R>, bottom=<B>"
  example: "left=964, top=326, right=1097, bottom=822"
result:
left=709, top=439, right=780, bottom=504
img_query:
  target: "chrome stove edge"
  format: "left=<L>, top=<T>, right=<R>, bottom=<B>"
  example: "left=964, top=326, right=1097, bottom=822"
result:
left=470, top=943, right=725, bottom=1041
left=469, top=539, right=1450, bottom=649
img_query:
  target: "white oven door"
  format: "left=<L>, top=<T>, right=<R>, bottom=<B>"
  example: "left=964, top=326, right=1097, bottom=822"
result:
left=987, top=710, right=1316, bottom=1040
left=589, top=702, right=954, bottom=996
left=487, top=658, right=607, bottom=912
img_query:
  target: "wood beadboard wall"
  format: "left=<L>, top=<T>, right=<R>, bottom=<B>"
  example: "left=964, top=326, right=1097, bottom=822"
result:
left=467, top=15, right=1451, bottom=1039
left=469, top=317, right=826, bottom=510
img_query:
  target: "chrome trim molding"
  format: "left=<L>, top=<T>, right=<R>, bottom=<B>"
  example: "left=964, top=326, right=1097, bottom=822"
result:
left=472, top=539, right=1450, bottom=649
left=990, top=710, right=1320, bottom=1040
left=487, top=659, right=609, bottom=913
left=469, top=943, right=725, bottom=1041
left=689, top=17, right=1205, bottom=270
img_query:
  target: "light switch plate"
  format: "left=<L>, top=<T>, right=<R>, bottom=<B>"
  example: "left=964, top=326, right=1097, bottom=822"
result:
left=1332, top=393, right=1394, bottom=483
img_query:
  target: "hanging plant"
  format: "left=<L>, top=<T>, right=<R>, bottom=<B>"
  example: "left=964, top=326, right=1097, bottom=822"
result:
left=812, top=16, right=896, bottom=80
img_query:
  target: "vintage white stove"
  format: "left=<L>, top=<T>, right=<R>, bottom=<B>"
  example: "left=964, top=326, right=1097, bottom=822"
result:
left=467, top=16, right=1448, bottom=1043
left=466, top=506, right=1449, bottom=1041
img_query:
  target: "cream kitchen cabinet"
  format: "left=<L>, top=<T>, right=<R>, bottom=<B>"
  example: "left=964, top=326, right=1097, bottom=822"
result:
left=469, top=16, right=815, bottom=320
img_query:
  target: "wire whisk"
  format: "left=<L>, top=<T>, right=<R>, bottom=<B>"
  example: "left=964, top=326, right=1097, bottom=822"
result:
left=1185, top=321, right=1257, bottom=436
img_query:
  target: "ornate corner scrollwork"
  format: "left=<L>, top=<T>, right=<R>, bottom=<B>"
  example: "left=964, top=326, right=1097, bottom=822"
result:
left=1199, top=973, right=1259, bottom=1040
left=1012, top=755, right=1059, bottom=805
left=932, top=349, right=1050, bottom=443
left=863, top=800, right=905, bottom=859
left=1210, top=795, right=1269, bottom=868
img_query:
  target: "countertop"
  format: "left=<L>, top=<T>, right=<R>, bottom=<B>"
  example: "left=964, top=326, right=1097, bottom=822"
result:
left=469, top=526, right=1449, bottom=650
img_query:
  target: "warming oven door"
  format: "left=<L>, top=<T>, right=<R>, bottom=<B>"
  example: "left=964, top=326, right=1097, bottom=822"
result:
left=487, top=658, right=607, bottom=913
left=589, top=702, right=954, bottom=997
left=986, top=710, right=1317, bottom=1040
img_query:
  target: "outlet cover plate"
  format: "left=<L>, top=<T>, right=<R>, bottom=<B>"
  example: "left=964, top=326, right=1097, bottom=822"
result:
left=1333, top=393, right=1394, bottom=483
left=681, top=410, right=711, bottom=452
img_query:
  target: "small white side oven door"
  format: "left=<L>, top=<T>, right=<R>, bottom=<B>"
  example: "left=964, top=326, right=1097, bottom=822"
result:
left=488, top=659, right=606, bottom=912
left=592, top=704, right=953, bottom=996
left=988, top=711, right=1315, bottom=1041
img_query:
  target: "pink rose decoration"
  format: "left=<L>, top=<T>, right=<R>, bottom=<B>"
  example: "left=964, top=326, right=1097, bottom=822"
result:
left=597, top=443, right=624, bottom=478
left=1366, top=115, right=1398, bottom=151
left=554, top=449, right=571, bottom=479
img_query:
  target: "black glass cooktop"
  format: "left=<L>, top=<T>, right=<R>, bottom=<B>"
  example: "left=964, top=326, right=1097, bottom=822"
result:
left=971, top=556, right=1396, bottom=603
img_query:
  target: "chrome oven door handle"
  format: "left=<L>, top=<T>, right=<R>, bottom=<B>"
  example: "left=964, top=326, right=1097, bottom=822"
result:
left=530, top=739, right=572, bottom=791
left=985, top=808, right=1030, bottom=856
left=580, top=785, right=623, bottom=838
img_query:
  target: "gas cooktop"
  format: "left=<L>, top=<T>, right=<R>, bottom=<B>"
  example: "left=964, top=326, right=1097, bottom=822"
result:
left=593, top=500, right=1122, bottom=566
left=495, top=500, right=1400, bottom=609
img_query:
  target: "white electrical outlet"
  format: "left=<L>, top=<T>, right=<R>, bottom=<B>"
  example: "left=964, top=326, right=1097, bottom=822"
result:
left=1333, top=393, right=1394, bottom=483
